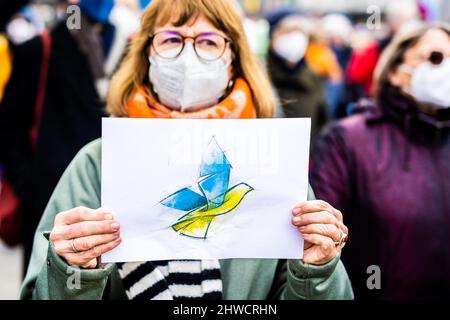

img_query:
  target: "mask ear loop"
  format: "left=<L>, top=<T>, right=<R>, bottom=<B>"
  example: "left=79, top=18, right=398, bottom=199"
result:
left=228, top=79, right=234, bottom=89
left=218, top=78, right=234, bottom=102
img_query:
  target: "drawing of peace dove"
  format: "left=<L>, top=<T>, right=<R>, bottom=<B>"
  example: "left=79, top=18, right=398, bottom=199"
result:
left=160, top=136, right=254, bottom=239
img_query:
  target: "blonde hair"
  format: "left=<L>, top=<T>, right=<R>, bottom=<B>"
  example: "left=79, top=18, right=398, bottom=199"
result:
left=107, top=0, right=276, bottom=118
left=374, top=23, right=450, bottom=98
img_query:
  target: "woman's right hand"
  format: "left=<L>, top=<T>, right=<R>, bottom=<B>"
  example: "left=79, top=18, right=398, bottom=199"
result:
left=49, top=207, right=122, bottom=269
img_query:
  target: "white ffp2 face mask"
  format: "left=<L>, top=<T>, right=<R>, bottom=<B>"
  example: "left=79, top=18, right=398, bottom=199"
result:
left=402, top=57, right=450, bottom=109
left=149, top=43, right=231, bottom=112
left=273, top=31, right=309, bottom=65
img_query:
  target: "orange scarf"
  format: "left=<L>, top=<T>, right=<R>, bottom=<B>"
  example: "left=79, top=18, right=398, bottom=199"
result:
left=127, top=77, right=256, bottom=119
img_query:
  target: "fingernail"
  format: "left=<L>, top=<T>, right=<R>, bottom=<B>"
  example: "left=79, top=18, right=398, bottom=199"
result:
left=111, top=222, right=120, bottom=231
left=104, top=213, right=113, bottom=220
left=298, top=226, right=306, bottom=232
left=292, top=208, right=302, bottom=215
left=292, top=216, right=301, bottom=224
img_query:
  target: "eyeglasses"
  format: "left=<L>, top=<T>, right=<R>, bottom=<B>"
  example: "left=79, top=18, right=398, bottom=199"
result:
left=428, top=51, right=445, bottom=65
left=150, top=31, right=232, bottom=61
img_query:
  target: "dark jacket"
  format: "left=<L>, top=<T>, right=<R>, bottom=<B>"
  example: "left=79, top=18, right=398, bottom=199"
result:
left=0, top=22, right=104, bottom=269
left=310, top=85, right=450, bottom=299
left=267, top=51, right=329, bottom=147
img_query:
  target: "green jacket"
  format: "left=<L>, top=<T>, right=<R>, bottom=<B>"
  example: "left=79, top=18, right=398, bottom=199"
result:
left=20, top=139, right=353, bottom=300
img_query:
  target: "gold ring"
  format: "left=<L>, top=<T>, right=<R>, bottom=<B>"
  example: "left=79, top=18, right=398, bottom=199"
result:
left=71, top=239, right=79, bottom=253
left=335, top=229, right=348, bottom=249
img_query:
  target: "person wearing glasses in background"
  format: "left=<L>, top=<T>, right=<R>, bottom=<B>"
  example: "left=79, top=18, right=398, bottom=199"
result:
left=20, top=0, right=353, bottom=300
left=311, top=25, right=450, bottom=299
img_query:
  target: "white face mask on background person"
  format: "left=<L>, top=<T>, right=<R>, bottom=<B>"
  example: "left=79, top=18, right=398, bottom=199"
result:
left=149, top=43, right=232, bottom=112
left=109, top=4, right=140, bottom=36
left=273, top=31, right=309, bottom=65
left=6, top=17, right=37, bottom=45
left=401, top=57, right=450, bottom=109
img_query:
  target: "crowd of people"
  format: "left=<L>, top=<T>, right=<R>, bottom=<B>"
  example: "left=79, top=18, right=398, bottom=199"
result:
left=0, top=0, right=449, bottom=300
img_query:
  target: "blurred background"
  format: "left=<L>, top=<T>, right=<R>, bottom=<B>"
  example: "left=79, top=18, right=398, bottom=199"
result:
left=0, top=0, right=449, bottom=300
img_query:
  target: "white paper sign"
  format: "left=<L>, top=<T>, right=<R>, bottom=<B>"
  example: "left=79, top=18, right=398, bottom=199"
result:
left=101, top=118, right=310, bottom=262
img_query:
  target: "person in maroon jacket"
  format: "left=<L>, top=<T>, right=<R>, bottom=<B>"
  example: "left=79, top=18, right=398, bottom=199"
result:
left=343, top=0, right=421, bottom=118
left=311, top=25, right=450, bottom=299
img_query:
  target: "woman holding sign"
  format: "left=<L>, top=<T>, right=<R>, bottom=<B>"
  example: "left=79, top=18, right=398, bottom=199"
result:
left=21, top=0, right=352, bottom=300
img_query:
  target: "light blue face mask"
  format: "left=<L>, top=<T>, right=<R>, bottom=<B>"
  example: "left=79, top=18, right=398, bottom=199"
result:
left=78, top=0, right=115, bottom=23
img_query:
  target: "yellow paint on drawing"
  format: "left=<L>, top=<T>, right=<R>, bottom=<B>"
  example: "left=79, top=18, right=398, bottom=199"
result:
left=172, top=183, right=254, bottom=238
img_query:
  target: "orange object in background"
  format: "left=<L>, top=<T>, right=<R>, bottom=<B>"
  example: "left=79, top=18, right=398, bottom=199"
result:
left=305, top=40, right=342, bottom=83
left=0, top=35, right=12, bottom=101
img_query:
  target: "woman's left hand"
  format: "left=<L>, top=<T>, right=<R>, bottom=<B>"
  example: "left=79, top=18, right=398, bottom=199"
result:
left=292, top=200, right=348, bottom=265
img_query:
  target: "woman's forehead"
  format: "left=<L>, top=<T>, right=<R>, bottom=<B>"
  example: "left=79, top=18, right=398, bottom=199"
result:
left=153, top=13, right=226, bottom=37
left=412, top=29, right=450, bottom=53
left=277, top=16, right=307, bottom=33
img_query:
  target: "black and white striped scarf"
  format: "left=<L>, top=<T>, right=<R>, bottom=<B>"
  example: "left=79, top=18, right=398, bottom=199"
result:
left=117, top=260, right=223, bottom=300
